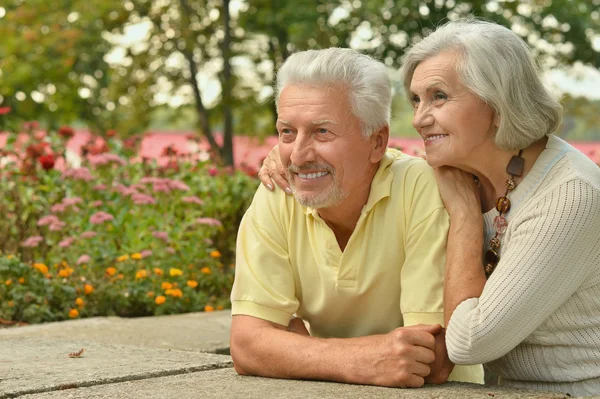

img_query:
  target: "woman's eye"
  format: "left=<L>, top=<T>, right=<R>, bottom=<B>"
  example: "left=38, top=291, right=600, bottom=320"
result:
left=433, top=92, right=447, bottom=101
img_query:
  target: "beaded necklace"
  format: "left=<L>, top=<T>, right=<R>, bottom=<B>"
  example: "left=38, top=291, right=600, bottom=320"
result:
left=484, top=149, right=525, bottom=277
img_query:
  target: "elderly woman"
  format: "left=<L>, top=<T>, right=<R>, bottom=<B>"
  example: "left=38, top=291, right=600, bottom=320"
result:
left=259, top=20, right=600, bottom=397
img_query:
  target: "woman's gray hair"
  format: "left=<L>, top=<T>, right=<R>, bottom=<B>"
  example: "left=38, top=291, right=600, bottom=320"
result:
left=275, top=47, right=391, bottom=138
left=400, top=19, right=562, bottom=151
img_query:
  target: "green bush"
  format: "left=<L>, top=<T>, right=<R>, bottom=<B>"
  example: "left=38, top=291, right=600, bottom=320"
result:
left=0, top=127, right=258, bottom=323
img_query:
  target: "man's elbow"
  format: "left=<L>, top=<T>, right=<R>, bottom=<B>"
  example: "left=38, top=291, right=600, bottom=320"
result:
left=230, top=334, right=252, bottom=376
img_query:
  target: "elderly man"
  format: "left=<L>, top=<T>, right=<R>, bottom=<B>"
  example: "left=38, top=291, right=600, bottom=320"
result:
left=230, top=48, right=483, bottom=387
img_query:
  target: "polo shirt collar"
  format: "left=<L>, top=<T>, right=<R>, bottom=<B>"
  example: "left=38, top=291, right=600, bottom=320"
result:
left=302, top=150, right=398, bottom=216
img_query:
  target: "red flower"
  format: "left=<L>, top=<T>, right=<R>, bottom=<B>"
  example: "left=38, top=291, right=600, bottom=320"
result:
left=106, top=129, right=117, bottom=138
left=39, top=154, right=55, bottom=170
left=58, top=126, right=75, bottom=139
left=161, top=145, right=178, bottom=157
left=23, top=121, right=40, bottom=130
left=0, top=107, right=11, bottom=115
left=26, top=142, right=48, bottom=158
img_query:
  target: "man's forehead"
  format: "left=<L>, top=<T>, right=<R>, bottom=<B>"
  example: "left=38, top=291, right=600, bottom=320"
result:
left=277, top=119, right=339, bottom=126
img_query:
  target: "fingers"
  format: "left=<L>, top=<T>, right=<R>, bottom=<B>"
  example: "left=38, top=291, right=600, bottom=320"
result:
left=258, top=154, right=292, bottom=194
left=258, top=160, right=274, bottom=190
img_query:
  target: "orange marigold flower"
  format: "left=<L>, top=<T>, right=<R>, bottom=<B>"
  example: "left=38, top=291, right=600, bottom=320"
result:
left=155, top=295, right=166, bottom=305
left=5, top=279, right=12, bottom=286
left=169, top=268, right=183, bottom=277
left=161, top=282, right=173, bottom=290
left=59, top=267, right=74, bottom=278
left=147, top=291, right=155, bottom=298
left=8, top=301, right=14, bottom=307
left=18, top=277, right=25, bottom=284
left=209, top=250, right=221, bottom=258
left=106, top=267, right=117, bottom=276
left=6, top=254, right=15, bottom=259
left=153, top=268, right=163, bottom=276
left=200, top=267, right=211, bottom=275
left=69, top=308, right=79, bottom=318
left=165, top=288, right=183, bottom=298
left=131, top=253, right=142, bottom=260
left=186, top=280, right=198, bottom=288
left=33, top=263, right=49, bottom=274
left=117, top=273, right=124, bottom=280
left=204, top=305, right=215, bottom=312
left=116, top=254, right=129, bottom=262
left=217, top=305, right=224, bottom=311
left=84, top=284, right=94, bottom=295
left=135, top=270, right=148, bottom=279
left=75, top=297, right=85, bottom=307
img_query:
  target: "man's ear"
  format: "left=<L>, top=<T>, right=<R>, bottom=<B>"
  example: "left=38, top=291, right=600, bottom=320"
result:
left=369, top=124, right=389, bottom=163
left=493, top=113, right=500, bottom=129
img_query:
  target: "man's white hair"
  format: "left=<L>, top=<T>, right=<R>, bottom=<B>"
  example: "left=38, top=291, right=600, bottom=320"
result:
left=275, top=47, right=391, bottom=138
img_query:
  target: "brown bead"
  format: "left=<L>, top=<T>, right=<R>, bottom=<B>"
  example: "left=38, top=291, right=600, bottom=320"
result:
left=490, top=237, right=501, bottom=249
left=496, top=196, right=511, bottom=213
left=485, top=263, right=495, bottom=276
left=505, top=178, right=516, bottom=190
left=485, top=249, right=499, bottom=266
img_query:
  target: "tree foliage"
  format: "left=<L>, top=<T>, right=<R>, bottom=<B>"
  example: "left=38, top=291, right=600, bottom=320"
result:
left=1, top=0, right=599, bottom=162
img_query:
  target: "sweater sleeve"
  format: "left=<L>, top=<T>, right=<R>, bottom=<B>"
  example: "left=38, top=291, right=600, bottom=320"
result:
left=447, top=179, right=600, bottom=364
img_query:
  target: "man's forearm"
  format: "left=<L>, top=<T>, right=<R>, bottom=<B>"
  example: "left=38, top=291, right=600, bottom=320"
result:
left=230, top=315, right=439, bottom=387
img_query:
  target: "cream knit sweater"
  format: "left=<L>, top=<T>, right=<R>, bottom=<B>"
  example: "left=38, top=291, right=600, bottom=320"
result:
left=446, top=135, right=600, bottom=397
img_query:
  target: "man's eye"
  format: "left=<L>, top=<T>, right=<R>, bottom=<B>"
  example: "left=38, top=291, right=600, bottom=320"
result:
left=317, top=128, right=329, bottom=134
left=280, top=128, right=293, bottom=134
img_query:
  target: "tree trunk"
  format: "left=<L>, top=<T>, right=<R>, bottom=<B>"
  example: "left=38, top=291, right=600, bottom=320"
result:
left=221, top=0, right=234, bottom=166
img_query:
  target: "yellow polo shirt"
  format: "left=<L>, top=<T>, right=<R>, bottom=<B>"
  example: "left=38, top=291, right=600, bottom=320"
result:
left=231, top=151, right=483, bottom=383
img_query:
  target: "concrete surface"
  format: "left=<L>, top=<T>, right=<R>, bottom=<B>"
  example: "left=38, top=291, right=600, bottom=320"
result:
left=0, top=311, right=231, bottom=354
left=0, top=337, right=231, bottom=398
left=0, top=311, right=576, bottom=398
left=16, top=369, right=570, bottom=399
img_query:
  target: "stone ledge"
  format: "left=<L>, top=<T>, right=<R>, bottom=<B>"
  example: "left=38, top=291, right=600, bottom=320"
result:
left=17, top=368, right=571, bottom=399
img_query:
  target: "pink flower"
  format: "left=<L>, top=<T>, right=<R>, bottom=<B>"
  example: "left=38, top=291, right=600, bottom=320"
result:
left=21, top=236, right=44, bottom=247
left=33, top=130, right=47, bottom=141
left=62, top=197, right=83, bottom=206
left=81, top=231, right=97, bottom=239
left=152, top=183, right=171, bottom=193
left=182, top=196, right=204, bottom=205
left=204, top=238, right=213, bottom=245
left=77, top=254, right=91, bottom=265
left=115, top=184, right=138, bottom=196
left=89, top=211, right=114, bottom=224
left=152, top=231, right=168, bottom=242
left=168, top=180, right=190, bottom=191
left=58, top=237, right=75, bottom=248
left=131, top=193, right=156, bottom=205
left=49, top=221, right=66, bottom=231
left=140, top=250, right=152, bottom=258
left=88, top=153, right=127, bottom=167
left=37, top=215, right=60, bottom=226
left=94, top=184, right=107, bottom=191
left=91, top=200, right=103, bottom=207
left=166, top=247, right=176, bottom=254
left=62, top=167, right=93, bottom=182
left=196, top=217, right=222, bottom=227
left=208, top=167, right=218, bottom=177
left=51, top=203, right=68, bottom=213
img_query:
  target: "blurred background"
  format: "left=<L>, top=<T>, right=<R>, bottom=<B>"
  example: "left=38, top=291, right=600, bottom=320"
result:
left=1, top=0, right=599, bottom=165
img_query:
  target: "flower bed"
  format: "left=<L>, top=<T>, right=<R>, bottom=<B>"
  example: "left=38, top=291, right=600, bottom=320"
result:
left=0, top=123, right=257, bottom=324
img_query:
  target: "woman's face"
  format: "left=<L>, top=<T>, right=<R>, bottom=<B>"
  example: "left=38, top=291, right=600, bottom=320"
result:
left=409, top=51, right=498, bottom=169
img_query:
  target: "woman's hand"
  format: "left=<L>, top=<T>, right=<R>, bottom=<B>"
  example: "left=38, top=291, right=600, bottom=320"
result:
left=433, top=166, right=482, bottom=220
left=258, top=145, right=293, bottom=194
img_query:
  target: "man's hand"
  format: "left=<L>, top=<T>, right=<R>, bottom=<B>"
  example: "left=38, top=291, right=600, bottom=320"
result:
left=424, top=327, right=454, bottom=384
left=348, top=324, right=442, bottom=388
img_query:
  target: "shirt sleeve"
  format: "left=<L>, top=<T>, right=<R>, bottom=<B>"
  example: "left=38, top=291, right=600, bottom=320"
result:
left=230, top=186, right=299, bottom=327
left=399, top=161, right=449, bottom=327
left=447, top=180, right=600, bottom=364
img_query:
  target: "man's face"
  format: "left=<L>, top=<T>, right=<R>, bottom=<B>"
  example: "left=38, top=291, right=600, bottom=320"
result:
left=276, top=84, right=376, bottom=209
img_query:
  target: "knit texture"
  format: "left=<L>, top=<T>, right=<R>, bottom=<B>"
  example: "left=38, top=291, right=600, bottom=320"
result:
left=446, top=135, right=600, bottom=397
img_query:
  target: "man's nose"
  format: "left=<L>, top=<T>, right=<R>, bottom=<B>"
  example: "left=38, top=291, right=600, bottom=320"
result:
left=412, top=102, right=434, bottom=131
left=290, top=133, right=315, bottom=166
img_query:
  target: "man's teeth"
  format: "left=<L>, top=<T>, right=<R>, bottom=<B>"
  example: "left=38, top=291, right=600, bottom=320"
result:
left=425, top=134, right=448, bottom=142
left=298, top=171, right=329, bottom=179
